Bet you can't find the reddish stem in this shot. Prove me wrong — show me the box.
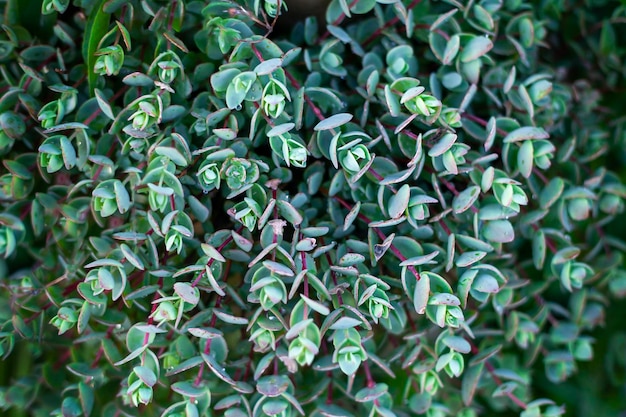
[143,277,164,346]
[167,0,177,32]
[53,349,72,370]
[362,361,381,406]
[470,344,528,409]
[362,0,424,46]
[486,359,528,409]
[191,228,241,287]
[84,86,129,126]
[284,70,327,121]
[462,113,508,137]
[333,195,421,282]
[193,297,223,386]
[318,0,361,43]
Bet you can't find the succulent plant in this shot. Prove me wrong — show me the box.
[1,1,626,417]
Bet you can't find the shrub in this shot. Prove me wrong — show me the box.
[1,0,625,416]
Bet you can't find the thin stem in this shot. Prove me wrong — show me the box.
[362,0,424,46]
[284,70,327,122]
[92,139,118,182]
[282,64,399,197]
[470,344,528,409]
[485,360,528,409]
[333,195,422,282]
[194,297,223,386]
[272,189,278,250]
[362,360,375,388]
[531,224,557,253]
[191,228,241,287]
[318,0,361,43]
[595,225,612,257]
[143,277,164,346]
[166,0,177,32]
[362,361,381,407]
[438,218,453,236]
[84,86,129,126]
[320,238,345,305]
[532,167,549,184]
[298,227,310,317]
[461,112,508,137]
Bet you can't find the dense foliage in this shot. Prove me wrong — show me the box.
[1,0,626,416]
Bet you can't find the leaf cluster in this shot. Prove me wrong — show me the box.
[1,1,626,417]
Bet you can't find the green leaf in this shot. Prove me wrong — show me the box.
[388,184,410,219]
[83,0,111,95]
[213,310,249,325]
[165,356,203,377]
[409,392,432,414]
[329,317,362,330]
[443,335,471,353]
[473,4,494,31]
[301,294,330,316]
[539,177,564,209]
[120,243,144,270]
[350,0,376,14]
[384,85,402,117]
[445,233,455,272]
[431,8,458,31]
[483,220,514,243]
[400,251,439,267]
[600,20,616,55]
[254,58,282,75]
[226,71,257,110]
[62,397,82,417]
[94,88,114,120]
[456,251,486,268]
[256,375,291,397]
[473,274,499,293]
[30,199,45,237]
[442,35,460,65]
[354,383,388,402]
[133,365,157,386]
[188,327,222,339]
[413,272,430,314]
[174,282,200,304]
[4,160,31,180]
[518,84,535,119]
[113,180,131,214]
[532,230,546,270]
[171,381,207,398]
[456,234,494,253]
[263,260,294,277]
[201,243,226,262]
[201,352,236,385]
[460,36,493,62]
[123,72,154,87]
[339,253,365,266]
[462,363,484,405]
[529,80,553,103]
[453,186,480,214]
[344,201,361,231]
[277,199,303,226]
[428,133,456,157]
[59,136,77,169]
[314,113,352,131]
[503,126,549,143]
[504,67,516,94]
[517,139,534,178]
[114,345,148,366]
[115,21,131,50]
